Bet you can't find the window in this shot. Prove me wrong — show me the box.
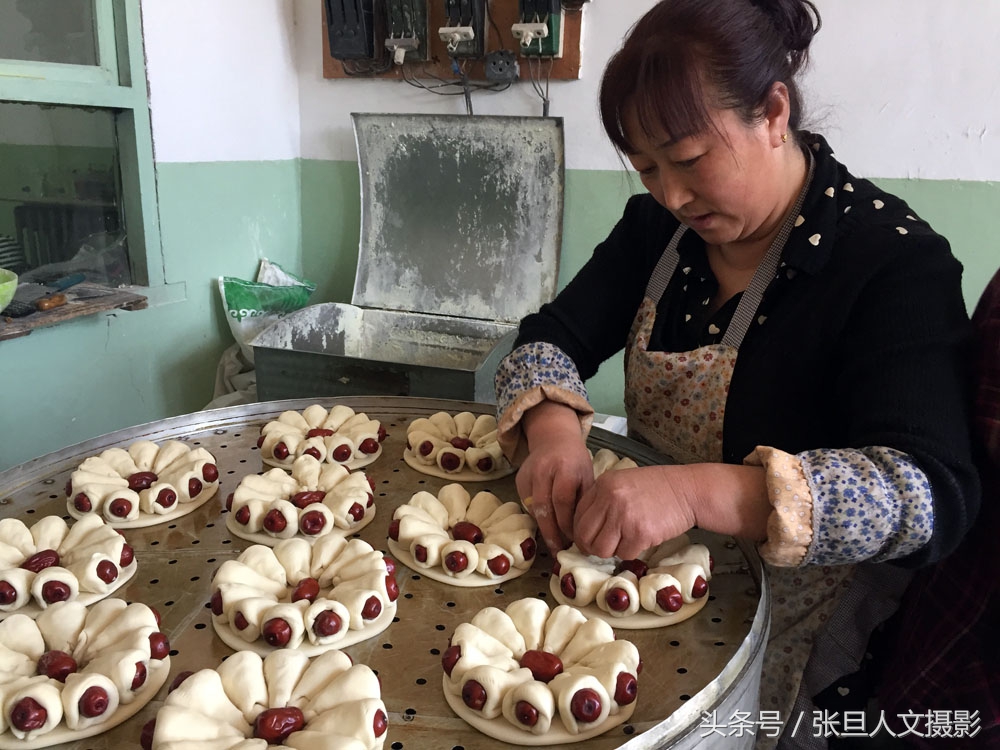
[0,0,161,288]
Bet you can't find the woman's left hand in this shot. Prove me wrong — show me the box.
[572,465,697,559]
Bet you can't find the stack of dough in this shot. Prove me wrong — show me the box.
[227,455,375,542]
[0,598,166,742]
[148,649,388,749]
[0,515,135,613]
[66,440,220,523]
[404,412,512,479]
[388,484,537,584]
[443,599,641,741]
[210,537,397,652]
[257,405,385,471]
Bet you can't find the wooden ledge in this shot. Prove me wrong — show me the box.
[0,282,148,342]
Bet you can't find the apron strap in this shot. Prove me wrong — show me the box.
[642,150,816,349]
[644,224,688,302]
[722,151,816,348]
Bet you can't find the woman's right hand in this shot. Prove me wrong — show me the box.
[517,401,595,555]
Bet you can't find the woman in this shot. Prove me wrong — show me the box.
[494,0,980,746]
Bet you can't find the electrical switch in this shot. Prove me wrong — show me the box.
[516,0,563,57]
[384,0,428,62]
[325,0,378,60]
[441,0,485,58]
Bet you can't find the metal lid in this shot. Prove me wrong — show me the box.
[352,113,563,324]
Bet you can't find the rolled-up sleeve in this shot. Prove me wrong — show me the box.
[748,445,934,567]
[495,342,595,464]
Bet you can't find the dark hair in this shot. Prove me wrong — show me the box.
[599,0,821,154]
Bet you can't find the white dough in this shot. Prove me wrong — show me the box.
[504,597,551,653]
[286,649,354,710]
[35,600,88,653]
[263,649,310,708]
[0,567,34,611]
[303,599,351,647]
[29,516,70,553]
[548,671,611,734]
[501,678,556,735]
[165,669,250,734]
[216,652,268,721]
[558,618,616,668]
[60,671,120,731]
[470,607,526,658]
[4,677,64,740]
[541,605,589,655]
[30,566,80,610]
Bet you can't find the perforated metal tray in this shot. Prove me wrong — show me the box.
[0,397,766,749]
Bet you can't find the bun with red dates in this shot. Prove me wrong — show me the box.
[226,455,376,545]
[549,535,712,629]
[66,440,220,529]
[0,515,137,616]
[148,649,387,749]
[403,412,514,481]
[211,537,396,655]
[547,449,713,629]
[387,484,537,587]
[258,405,385,471]
[443,599,640,744]
[0,598,168,744]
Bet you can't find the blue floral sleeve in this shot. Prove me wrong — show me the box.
[494,342,594,462]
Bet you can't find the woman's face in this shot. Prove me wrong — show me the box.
[624,103,788,249]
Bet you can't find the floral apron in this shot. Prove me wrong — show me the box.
[619,161,887,749]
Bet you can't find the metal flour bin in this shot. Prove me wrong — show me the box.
[253,113,564,402]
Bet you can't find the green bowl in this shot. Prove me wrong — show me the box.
[0,268,16,312]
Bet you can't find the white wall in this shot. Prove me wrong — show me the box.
[142,0,1000,182]
[141,0,300,163]
[295,0,1000,180]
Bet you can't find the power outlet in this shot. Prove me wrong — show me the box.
[485,50,519,83]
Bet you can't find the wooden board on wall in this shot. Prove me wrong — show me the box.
[322,1,584,81]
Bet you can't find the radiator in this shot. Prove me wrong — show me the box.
[14,202,120,268]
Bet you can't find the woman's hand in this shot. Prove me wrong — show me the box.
[573,465,697,559]
[517,401,595,555]
[573,463,771,560]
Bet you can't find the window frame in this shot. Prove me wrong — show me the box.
[0,0,162,287]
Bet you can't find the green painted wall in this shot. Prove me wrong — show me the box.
[0,160,302,472]
[1,158,996,472]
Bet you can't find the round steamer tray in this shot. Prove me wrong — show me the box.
[261,446,381,473]
[0,561,138,621]
[0,396,768,750]
[443,674,637,746]
[402,448,516,483]
[0,657,169,750]
[224,509,376,546]
[66,486,218,529]
[212,600,397,657]
[548,577,710,630]
[388,538,530,588]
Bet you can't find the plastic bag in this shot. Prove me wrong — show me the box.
[218,259,316,363]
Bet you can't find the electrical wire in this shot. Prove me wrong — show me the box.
[484,0,506,48]
[400,62,511,95]
[525,55,554,117]
[340,55,394,76]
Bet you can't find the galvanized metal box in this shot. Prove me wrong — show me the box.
[252,113,564,403]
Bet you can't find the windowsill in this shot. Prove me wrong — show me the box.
[0,281,185,342]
